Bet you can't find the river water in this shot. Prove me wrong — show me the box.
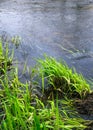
[0,0,93,82]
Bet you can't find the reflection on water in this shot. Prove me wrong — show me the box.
[0,0,93,79]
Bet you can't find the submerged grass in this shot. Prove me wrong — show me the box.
[0,40,13,76]
[0,41,91,129]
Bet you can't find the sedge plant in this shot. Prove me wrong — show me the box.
[0,41,89,130]
[37,55,90,99]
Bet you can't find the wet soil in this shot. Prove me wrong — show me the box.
[75,93,93,116]
[84,121,93,130]
[74,92,93,130]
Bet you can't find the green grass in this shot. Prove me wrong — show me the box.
[0,41,91,130]
[37,55,90,99]
[0,74,86,130]
[0,40,13,75]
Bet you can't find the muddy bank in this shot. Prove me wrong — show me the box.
[74,93,93,130]
[84,122,93,130]
[75,93,93,116]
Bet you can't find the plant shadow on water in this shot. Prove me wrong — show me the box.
[0,41,93,130]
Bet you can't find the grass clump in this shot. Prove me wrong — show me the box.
[0,40,13,75]
[0,41,91,130]
[0,76,86,130]
[0,70,86,130]
[37,55,90,99]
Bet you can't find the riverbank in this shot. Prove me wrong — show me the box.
[0,41,93,130]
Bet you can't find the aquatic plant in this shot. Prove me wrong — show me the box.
[37,55,90,99]
[0,66,86,130]
[11,36,21,49]
[0,41,90,130]
[0,40,13,75]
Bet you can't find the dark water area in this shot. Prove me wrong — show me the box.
[0,0,93,84]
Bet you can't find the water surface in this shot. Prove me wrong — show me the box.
[0,0,93,81]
